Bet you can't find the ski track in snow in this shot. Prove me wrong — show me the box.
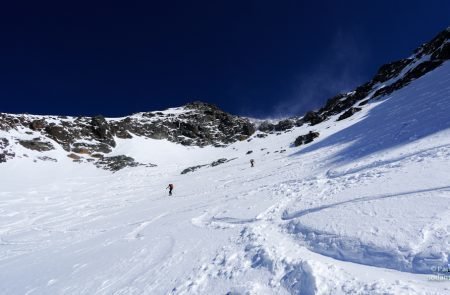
[1,63,450,294]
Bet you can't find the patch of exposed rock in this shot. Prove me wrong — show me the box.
[337,107,362,121]
[18,138,54,151]
[95,155,156,172]
[294,131,320,147]
[0,138,15,163]
[38,156,57,162]
[181,158,236,174]
[257,119,302,133]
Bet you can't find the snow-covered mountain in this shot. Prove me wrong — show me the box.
[0,28,450,294]
[1,28,449,173]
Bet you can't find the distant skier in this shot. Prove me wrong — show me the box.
[250,159,255,167]
[166,183,174,196]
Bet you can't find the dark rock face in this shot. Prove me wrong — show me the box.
[432,42,450,60]
[18,139,54,151]
[258,118,302,133]
[95,155,156,172]
[67,153,81,160]
[38,156,57,162]
[258,121,275,133]
[72,142,112,154]
[177,101,256,145]
[0,138,15,163]
[90,115,116,147]
[274,120,294,131]
[211,158,228,167]
[30,119,46,130]
[181,158,236,174]
[44,125,73,150]
[109,117,133,139]
[372,59,412,83]
[94,102,254,148]
[181,164,208,175]
[303,112,326,126]
[294,131,320,147]
[0,138,9,150]
[372,60,444,98]
[415,28,450,58]
[337,107,362,121]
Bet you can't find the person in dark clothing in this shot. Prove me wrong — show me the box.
[166,183,174,196]
[250,159,255,167]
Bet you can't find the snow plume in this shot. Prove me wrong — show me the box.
[274,30,368,117]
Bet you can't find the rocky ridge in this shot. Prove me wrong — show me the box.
[0,27,449,171]
[255,27,450,132]
[0,102,255,170]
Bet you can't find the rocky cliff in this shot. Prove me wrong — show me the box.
[0,102,256,170]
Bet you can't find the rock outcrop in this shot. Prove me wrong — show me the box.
[181,158,236,174]
[0,102,256,170]
[18,138,54,151]
[294,131,320,147]
[95,155,156,172]
[0,138,15,163]
[0,102,256,154]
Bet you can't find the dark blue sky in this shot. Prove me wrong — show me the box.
[1,1,449,118]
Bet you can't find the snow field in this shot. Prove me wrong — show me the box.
[1,62,450,294]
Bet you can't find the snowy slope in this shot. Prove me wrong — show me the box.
[1,57,450,294]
